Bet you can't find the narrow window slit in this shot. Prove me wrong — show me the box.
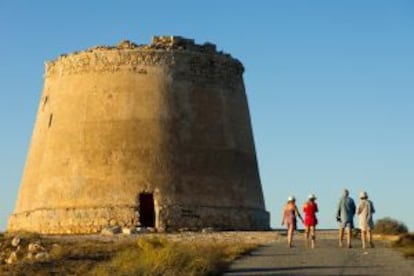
[48,113,53,128]
[42,96,49,111]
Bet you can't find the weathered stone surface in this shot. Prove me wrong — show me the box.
[8,35,269,234]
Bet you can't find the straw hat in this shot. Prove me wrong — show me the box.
[359,191,368,199]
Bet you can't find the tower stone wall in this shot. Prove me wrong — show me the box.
[8,36,269,234]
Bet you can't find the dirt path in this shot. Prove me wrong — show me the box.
[224,235,414,276]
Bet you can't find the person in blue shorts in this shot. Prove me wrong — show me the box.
[336,189,356,248]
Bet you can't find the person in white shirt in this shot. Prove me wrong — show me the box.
[357,191,375,248]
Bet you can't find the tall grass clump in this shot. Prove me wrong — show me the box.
[392,233,414,258]
[91,235,256,276]
[374,217,409,235]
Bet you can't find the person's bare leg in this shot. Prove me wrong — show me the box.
[368,230,374,247]
[339,228,344,247]
[310,226,316,249]
[361,230,367,249]
[287,226,293,248]
[346,226,352,248]
[304,226,310,247]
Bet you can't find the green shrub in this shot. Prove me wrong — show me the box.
[373,217,409,235]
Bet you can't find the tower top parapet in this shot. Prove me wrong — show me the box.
[45,35,243,77]
[56,36,223,61]
[149,36,217,52]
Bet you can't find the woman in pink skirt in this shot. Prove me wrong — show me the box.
[281,196,304,248]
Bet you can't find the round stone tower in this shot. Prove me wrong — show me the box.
[8,36,269,234]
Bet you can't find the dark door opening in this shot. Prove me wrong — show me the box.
[139,193,155,227]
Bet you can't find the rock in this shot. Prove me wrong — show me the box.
[28,242,45,253]
[202,227,215,233]
[26,252,34,260]
[0,251,7,261]
[117,40,138,49]
[11,236,21,247]
[136,227,152,233]
[122,227,137,235]
[178,227,190,232]
[6,252,18,264]
[34,252,50,261]
[50,243,63,257]
[101,226,122,235]
[15,245,23,254]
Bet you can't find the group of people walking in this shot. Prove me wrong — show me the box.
[281,189,375,249]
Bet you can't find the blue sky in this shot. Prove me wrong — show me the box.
[1,1,413,231]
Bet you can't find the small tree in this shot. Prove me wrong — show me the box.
[373,217,408,235]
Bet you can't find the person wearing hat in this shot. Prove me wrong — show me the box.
[281,195,304,248]
[336,189,356,248]
[303,194,319,248]
[357,191,375,248]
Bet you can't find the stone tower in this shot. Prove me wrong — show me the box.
[8,36,269,234]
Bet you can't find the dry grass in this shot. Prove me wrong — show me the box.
[91,235,257,276]
[0,233,135,275]
[392,233,414,258]
[0,233,258,275]
[374,217,409,235]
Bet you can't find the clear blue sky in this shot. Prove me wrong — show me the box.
[1,1,413,231]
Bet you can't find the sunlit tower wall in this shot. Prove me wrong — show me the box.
[8,36,269,234]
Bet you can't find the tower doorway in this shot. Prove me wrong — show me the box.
[139,193,155,227]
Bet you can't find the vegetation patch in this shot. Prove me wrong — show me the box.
[0,233,258,275]
[92,235,257,276]
[0,233,135,275]
[373,217,408,235]
[392,233,414,258]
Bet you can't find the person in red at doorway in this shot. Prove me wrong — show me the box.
[303,194,318,248]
